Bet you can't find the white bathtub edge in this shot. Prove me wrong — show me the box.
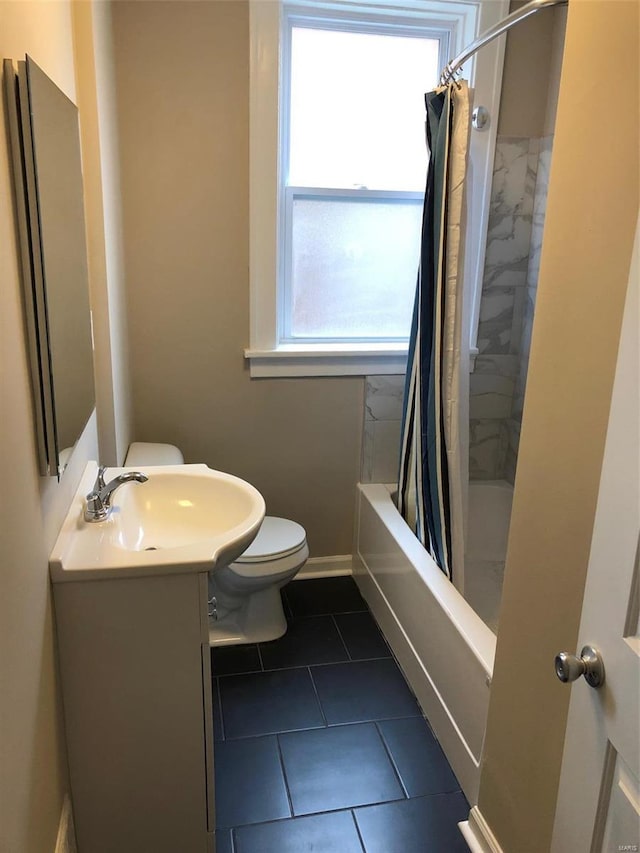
[355,483,501,803]
[353,553,482,802]
[359,484,496,674]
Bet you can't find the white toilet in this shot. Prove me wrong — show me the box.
[124,443,308,646]
[207,516,308,646]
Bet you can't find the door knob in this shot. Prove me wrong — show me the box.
[554,645,605,688]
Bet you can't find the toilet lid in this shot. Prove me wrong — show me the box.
[235,516,307,563]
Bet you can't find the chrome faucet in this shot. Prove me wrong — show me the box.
[84,465,149,522]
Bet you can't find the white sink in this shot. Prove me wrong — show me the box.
[50,462,266,582]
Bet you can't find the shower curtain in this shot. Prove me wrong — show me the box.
[397,81,470,582]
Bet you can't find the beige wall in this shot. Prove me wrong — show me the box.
[73,1,132,466]
[111,0,363,557]
[498,1,566,138]
[0,1,129,848]
[107,0,569,558]
[543,6,567,136]
[478,2,639,851]
[0,4,98,851]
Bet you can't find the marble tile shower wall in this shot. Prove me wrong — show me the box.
[361,376,405,484]
[470,135,553,483]
[361,138,553,486]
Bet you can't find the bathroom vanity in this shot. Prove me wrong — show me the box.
[53,571,215,853]
[50,461,265,853]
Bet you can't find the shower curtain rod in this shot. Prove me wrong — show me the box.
[439,0,568,85]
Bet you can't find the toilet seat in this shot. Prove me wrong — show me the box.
[230,517,308,578]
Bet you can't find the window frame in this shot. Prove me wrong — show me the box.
[246,0,510,378]
[281,13,445,346]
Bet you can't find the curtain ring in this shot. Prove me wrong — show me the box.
[440,64,462,90]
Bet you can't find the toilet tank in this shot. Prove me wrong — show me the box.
[124,442,184,466]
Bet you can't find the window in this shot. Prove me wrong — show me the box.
[284,21,443,343]
[246,0,510,377]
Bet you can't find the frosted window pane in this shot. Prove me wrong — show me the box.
[289,27,440,191]
[289,197,421,339]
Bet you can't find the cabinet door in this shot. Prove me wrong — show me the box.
[55,572,210,853]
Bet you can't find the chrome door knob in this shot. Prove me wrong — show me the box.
[554,645,605,688]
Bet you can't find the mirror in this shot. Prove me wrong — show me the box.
[4,55,95,478]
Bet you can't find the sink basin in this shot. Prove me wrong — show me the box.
[50,462,266,582]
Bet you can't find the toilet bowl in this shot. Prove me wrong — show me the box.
[123,443,308,646]
[208,516,308,646]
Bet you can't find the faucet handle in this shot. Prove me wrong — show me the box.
[86,466,107,504]
[84,490,109,522]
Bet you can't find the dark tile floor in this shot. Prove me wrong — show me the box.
[211,576,469,853]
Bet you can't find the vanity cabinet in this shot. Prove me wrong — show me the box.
[53,571,215,853]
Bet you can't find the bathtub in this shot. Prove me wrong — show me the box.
[467,480,514,562]
[465,480,514,633]
[354,483,497,803]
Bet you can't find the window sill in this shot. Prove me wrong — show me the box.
[244,344,408,377]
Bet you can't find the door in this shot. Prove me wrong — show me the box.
[551,221,640,852]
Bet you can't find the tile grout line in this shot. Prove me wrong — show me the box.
[373,720,410,800]
[307,665,329,727]
[350,808,368,853]
[274,733,295,819]
[220,714,426,743]
[228,792,471,847]
[228,655,395,676]
[330,613,352,661]
[230,805,382,835]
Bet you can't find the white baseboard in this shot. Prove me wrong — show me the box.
[459,807,504,853]
[54,795,77,853]
[296,555,353,579]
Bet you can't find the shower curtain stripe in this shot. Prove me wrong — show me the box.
[397,81,470,581]
[431,88,452,572]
